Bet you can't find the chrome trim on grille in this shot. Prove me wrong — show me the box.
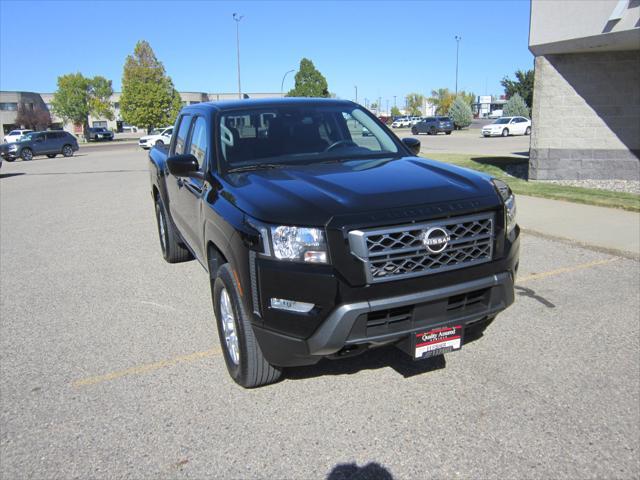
[348,212,495,284]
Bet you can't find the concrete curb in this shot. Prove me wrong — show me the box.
[522,227,640,261]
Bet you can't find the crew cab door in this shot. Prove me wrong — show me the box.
[165,114,208,260]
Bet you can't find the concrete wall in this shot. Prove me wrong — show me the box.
[530,0,640,51]
[529,50,640,180]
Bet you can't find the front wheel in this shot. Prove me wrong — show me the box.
[213,264,282,388]
[155,140,164,146]
[154,194,192,263]
[21,148,33,161]
[62,145,74,157]
[501,128,509,137]
[525,126,531,135]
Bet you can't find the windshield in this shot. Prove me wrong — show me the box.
[493,118,510,124]
[149,128,162,135]
[20,133,35,141]
[219,105,400,169]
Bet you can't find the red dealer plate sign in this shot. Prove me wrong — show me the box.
[414,325,462,359]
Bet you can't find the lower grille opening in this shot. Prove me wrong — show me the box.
[367,306,413,327]
[447,288,490,312]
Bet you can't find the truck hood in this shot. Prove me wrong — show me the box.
[222,156,499,226]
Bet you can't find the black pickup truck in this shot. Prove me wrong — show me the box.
[149,98,519,388]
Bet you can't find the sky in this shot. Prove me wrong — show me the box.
[0,0,534,105]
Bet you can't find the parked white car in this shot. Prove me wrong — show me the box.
[3,129,33,143]
[391,117,411,128]
[138,126,173,149]
[482,116,531,137]
[487,109,503,119]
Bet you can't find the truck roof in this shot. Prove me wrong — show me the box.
[184,97,356,112]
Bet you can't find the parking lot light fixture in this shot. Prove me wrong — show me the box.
[455,35,462,95]
[233,13,244,99]
[281,69,295,95]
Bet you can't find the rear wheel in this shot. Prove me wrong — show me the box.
[430,127,436,135]
[154,194,192,263]
[501,128,509,137]
[525,126,531,135]
[62,144,73,157]
[21,148,33,161]
[213,264,282,388]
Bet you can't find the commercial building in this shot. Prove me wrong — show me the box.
[528,0,640,180]
[1,91,283,136]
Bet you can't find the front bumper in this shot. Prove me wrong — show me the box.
[253,270,515,367]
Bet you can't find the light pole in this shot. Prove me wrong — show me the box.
[455,35,461,95]
[233,13,244,99]
[393,95,397,108]
[386,99,389,116]
[281,69,294,95]
[354,85,358,104]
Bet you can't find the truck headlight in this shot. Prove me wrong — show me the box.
[270,226,328,263]
[492,179,517,234]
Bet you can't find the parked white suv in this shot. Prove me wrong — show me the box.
[3,129,33,143]
[138,126,173,149]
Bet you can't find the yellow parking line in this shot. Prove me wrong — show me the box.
[72,257,618,388]
[517,257,618,284]
[72,348,220,387]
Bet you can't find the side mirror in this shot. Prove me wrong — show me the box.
[402,137,421,156]
[167,154,200,178]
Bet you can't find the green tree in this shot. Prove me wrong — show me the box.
[286,58,329,97]
[448,96,473,129]
[501,69,534,108]
[50,73,114,136]
[503,92,530,117]
[405,93,425,116]
[457,90,476,107]
[428,88,455,115]
[390,105,401,116]
[120,40,182,130]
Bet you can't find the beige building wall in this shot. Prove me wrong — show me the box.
[528,0,640,180]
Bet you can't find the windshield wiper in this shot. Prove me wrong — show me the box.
[226,163,283,173]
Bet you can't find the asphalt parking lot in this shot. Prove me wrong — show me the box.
[1,145,638,479]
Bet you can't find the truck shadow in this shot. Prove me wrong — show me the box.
[0,173,26,179]
[285,345,447,381]
[327,462,394,480]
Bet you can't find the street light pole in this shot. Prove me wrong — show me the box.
[455,35,461,96]
[354,85,358,104]
[233,13,244,99]
[281,69,294,96]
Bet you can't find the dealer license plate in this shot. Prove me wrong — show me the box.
[414,325,463,359]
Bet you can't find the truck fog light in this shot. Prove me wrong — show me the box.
[270,298,315,313]
[304,251,327,263]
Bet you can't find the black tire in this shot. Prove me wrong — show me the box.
[525,126,531,135]
[411,127,418,135]
[154,194,192,263]
[21,148,33,161]
[430,127,436,136]
[155,139,164,146]
[213,264,282,388]
[47,154,56,158]
[502,128,509,137]
[5,157,15,162]
[62,144,73,157]
[445,131,452,135]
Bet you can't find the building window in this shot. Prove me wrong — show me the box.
[0,103,18,111]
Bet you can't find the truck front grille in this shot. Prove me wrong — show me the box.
[348,212,495,283]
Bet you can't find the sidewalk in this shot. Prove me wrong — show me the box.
[517,195,640,259]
